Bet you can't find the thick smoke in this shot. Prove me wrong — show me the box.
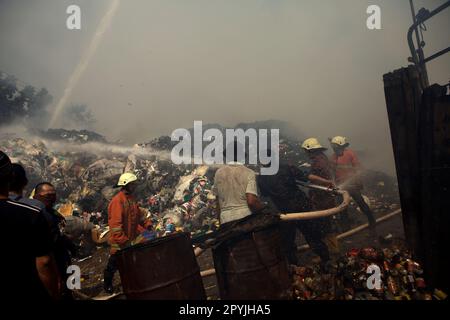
[61,104,97,130]
[1,0,449,175]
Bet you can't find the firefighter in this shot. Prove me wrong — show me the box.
[329,136,377,236]
[301,138,340,257]
[258,149,333,266]
[103,172,152,294]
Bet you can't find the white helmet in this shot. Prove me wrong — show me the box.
[301,137,326,151]
[330,136,349,147]
[116,172,138,187]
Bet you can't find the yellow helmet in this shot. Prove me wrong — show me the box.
[301,138,325,150]
[330,136,348,146]
[116,172,138,187]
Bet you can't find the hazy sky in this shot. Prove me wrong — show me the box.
[0,0,449,174]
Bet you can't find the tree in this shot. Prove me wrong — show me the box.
[0,71,53,127]
[0,73,19,125]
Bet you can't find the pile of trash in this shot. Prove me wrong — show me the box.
[0,131,221,238]
[147,165,220,238]
[292,246,447,300]
[0,125,400,242]
[135,135,176,150]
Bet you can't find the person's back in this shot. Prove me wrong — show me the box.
[3,161,60,299]
[258,162,311,213]
[214,163,258,224]
[0,199,52,300]
[257,161,329,265]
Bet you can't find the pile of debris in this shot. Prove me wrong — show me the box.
[148,165,220,238]
[36,128,108,144]
[0,131,221,238]
[135,135,175,150]
[0,125,401,243]
[292,246,447,300]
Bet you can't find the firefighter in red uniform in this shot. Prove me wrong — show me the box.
[302,138,340,258]
[329,136,377,236]
[103,173,152,294]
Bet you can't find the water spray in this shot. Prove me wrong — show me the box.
[48,0,121,128]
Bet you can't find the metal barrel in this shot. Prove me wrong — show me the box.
[115,232,206,300]
[212,223,292,300]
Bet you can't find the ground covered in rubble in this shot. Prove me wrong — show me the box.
[74,207,407,300]
[74,201,449,301]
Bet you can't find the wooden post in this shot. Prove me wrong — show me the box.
[384,65,450,292]
[383,66,424,262]
[418,85,450,292]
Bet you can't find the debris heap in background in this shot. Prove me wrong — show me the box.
[292,246,447,300]
[36,128,107,144]
[0,124,401,248]
[0,130,220,239]
[149,169,220,238]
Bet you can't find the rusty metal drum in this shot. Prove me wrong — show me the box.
[116,232,206,300]
[212,223,292,300]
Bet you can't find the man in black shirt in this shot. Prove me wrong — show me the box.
[33,182,76,299]
[258,159,332,266]
[0,151,60,300]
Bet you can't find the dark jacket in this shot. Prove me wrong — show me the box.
[258,162,311,213]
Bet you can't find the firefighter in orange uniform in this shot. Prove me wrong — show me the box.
[103,173,151,294]
[329,136,377,236]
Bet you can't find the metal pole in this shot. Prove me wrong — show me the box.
[410,0,421,56]
[409,0,430,87]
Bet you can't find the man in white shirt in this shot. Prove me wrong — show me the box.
[213,142,265,225]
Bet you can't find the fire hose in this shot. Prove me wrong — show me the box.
[198,209,403,278]
[86,207,402,300]
[279,182,351,221]
[196,183,401,278]
[194,182,350,257]
[88,185,398,299]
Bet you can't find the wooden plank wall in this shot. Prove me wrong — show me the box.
[383,66,424,262]
[384,65,450,292]
[418,85,450,292]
